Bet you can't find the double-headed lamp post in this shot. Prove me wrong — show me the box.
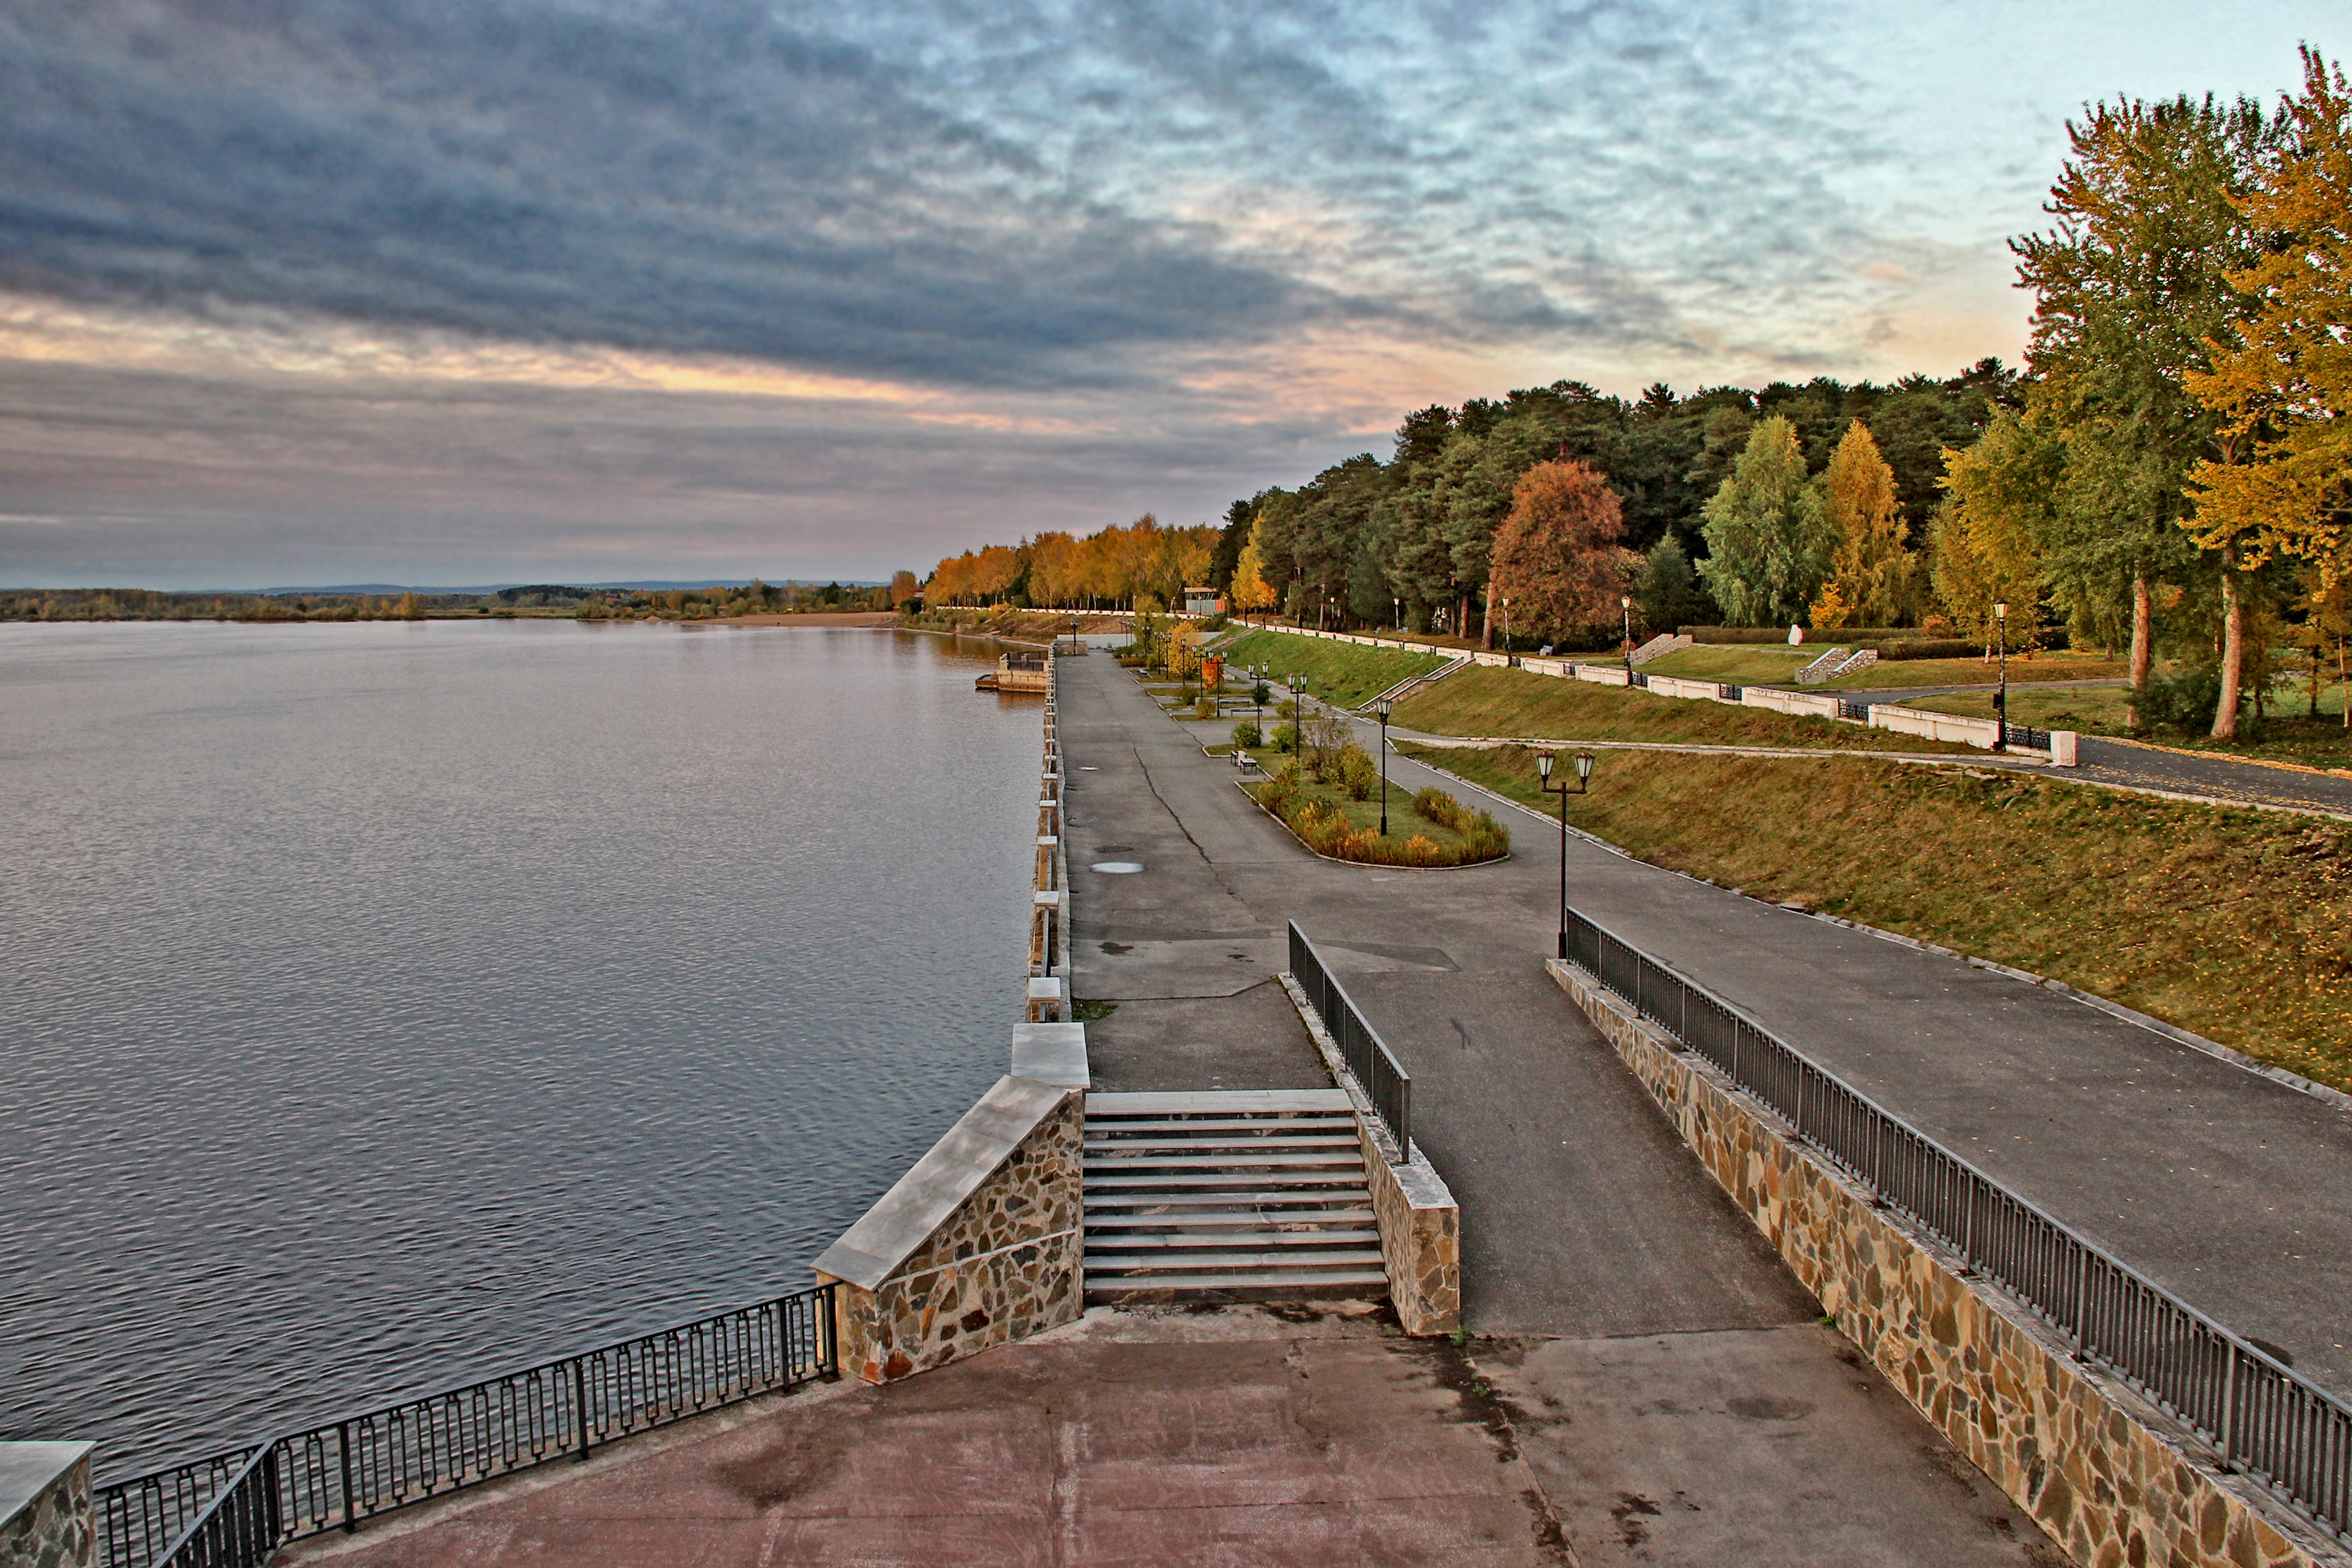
[1373,696,1393,836]
[1535,749,1596,960]
[1993,599,2010,751]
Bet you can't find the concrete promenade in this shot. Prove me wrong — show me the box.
[1271,667,2352,1397]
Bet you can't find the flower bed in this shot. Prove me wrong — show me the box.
[1243,759,1508,867]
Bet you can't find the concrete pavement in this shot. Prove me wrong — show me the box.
[1059,653,2063,1564]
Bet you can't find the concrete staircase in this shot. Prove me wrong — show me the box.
[1081,1090,1390,1305]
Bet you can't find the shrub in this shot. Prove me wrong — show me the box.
[1195,694,1218,719]
[1336,743,1379,801]
[2135,666,2223,735]
[1271,721,1300,753]
[1413,786,1468,830]
[1400,833,1446,867]
[1231,720,1264,749]
[1176,685,1196,704]
[1460,810,1511,861]
[1277,698,1301,720]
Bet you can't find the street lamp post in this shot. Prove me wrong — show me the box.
[1993,599,2010,751]
[1535,749,1595,960]
[1621,596,1635,670]
[1501,598,1511,661]
[1374,697,1393,836]
[1394,597,1402,637]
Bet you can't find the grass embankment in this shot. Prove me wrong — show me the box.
[1900,688,2352,773]
[1636,645,2132,690]
[1215,629,1448,708]
[1389,666,1975,754]
[1242,762,1508,867]
[1401,742,2352,1087]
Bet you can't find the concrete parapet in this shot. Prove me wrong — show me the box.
[1,1442,94,1568]
[1869,704,2001,749]
[1544,956,2348,1568]
[1643,673,1724,702]
[1278,975,1461,1335]
[1572,663,1631,687]
[814,1075,1086,1385]
[1743,687,1846,720]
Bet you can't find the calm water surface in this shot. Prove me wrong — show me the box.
[0,621,1038,1480]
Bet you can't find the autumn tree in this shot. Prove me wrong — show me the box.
[1487,461,1639,642]
[1933,413,2056,644]
[1806,421,1916,628]
[2187,49,2352,733]
[1230,537,1276,618]
[1697,418,1831,626]
[2015,90,2280,732]
[889,570,919,608]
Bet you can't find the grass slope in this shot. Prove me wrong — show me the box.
[1216,629,1448,708]
[1403,743,2352,1087]
[1390,666,1974,753]
[1901,689,2352,773]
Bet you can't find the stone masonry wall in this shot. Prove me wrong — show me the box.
[1279,974,1461,1335]
[1547,958,2349,1568]
[823,1089,1085,1385]
[0,1447,93,1568]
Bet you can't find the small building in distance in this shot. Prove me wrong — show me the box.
[976,651,1050,692]
[1182,587,1225,617]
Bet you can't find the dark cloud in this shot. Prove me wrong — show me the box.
[0,0,1336,387]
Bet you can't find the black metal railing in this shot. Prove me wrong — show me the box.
[1559,905,2352,1543]
[97,1286,838,1568]
[1837,698,1874,723]
[2003,720,2053,751]
[1289,922,1411,1151]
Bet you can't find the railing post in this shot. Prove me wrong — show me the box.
[2222,1345,2240,1466]
[339,1421,356,1532]
[573,1358,590,1461]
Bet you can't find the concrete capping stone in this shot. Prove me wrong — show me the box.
[0,1442,94,1568]
[1010,1023,1088,1089]
[1544,955,2351,1568]
[1278,974,1461,1336]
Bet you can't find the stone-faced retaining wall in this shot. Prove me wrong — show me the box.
[1279,975,1461,1336]
[0,1443,95,1568]
[1547,958,2349,1568]
[814,1074,1085,1385]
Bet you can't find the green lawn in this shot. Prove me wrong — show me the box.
[1899,682,2352,771]
[1388,665,1974,753]
[1818,653,2133,689]
[1214,629,1449,708]
[1399,742,2352,1088]
[1638,645,1816,683]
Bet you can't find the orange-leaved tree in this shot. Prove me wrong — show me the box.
[2186,48,2352,736]
[1487,461,1639,644]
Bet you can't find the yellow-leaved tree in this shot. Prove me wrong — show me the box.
[1806,421,1916,628]
[2186,49,2352,733]
[1933,412,2055,646]
[1230,538,1276,620]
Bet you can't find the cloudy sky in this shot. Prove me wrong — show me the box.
[0,1,2337,588]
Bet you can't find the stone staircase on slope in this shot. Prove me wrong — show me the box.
[1082,1090,1390,1305]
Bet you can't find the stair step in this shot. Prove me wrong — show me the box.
[1086,1090,1354,1115]
[1086,1248,1386,1273]
[1081,1231,1373,1260]
[1082,1270,1391,1302]
[1085,1209,1378,1230]
[1085,1150,1364,1171]
[1084,1134,1360,1152]
[1081,1191,1372,1211]
[1085,1171,1367,1190]
[1081,1116,1357,1135]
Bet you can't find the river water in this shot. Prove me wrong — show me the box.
[0,621,1040,1482]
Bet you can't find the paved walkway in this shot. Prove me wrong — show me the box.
[1082,657,2352,1389]
[1063,656,2063,1564]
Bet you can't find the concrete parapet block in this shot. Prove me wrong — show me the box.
[1025,975,1064,1023]
[2051,730,2079,766]
[1010,1023,1088,1089]
[1542,956,2348,1568]
[1278,975,1461,1335]
[814,1076,1085,1386]
[1,1442,95,1568]
[1869,704,2000,749]
[1572,663,1631,687]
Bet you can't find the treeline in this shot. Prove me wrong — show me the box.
[925,516,1222,610]
[1224,49,2351,739]
[935,51,2349,740]
[2,579,908,622]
